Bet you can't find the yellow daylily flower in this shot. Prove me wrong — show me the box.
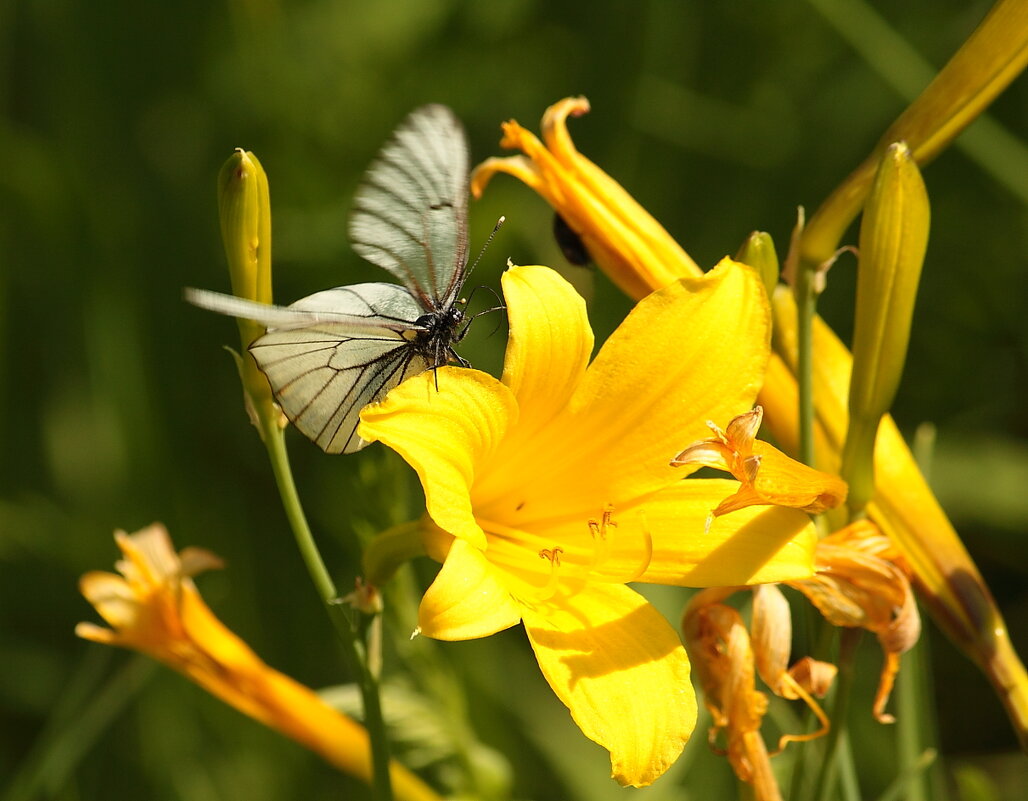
[76,524,442,801]
[359,261,828,787]
[471,96,700,300]
[671,406,847,517]
[472,96,1028,748]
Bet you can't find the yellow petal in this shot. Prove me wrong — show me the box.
[472,153,549,199]
[418,538,522,640]
[471,264,594,515]
[522,583,695,787]
[359,368,517,550]
[486,259,769,527]
[616,481,816,586]
[77,571,139,631]
[499,265,592,435]
[566,259,768,492]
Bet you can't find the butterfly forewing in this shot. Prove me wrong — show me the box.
[349,104,469,309]
[185,286,417,333]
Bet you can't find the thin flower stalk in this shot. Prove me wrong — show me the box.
[214,149,395,796]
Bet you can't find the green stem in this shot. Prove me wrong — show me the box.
[794,260,817,469]
[836,729,861,801]
[813,629,861,801]
[895,628,929,801]
[260,419,394,801]
[873,748,937,801]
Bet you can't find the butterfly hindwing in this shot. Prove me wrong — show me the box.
[348,104,469,309]
[247,282,432,454]
[251,324,429,454]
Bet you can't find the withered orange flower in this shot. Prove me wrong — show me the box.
[672,406,847,517]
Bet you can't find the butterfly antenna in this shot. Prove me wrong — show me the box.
[464,216,505,281]
[457,284,505,342]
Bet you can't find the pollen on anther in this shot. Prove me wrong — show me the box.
[539,547,563,566]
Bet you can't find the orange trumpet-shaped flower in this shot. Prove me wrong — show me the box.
[76,524,442,801]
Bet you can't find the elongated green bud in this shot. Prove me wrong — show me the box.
[736,231,780,300]
[842,142,929,513]
[218,149,272,344]
[800,0,1027,272]
[217,149,276,421]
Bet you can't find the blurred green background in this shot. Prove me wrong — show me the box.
[2,0,1026,798]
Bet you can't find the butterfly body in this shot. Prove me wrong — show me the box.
[188,104,475,454]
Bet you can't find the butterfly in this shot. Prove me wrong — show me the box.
[187,104,475,454]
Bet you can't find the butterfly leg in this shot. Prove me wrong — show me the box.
[447,347,471,368]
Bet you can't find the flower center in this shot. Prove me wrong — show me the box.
[478,505,654,606]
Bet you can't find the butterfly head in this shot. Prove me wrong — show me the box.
[411,306,466,368]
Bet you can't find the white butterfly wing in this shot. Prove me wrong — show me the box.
[184,285,419,332]
[251,324,430,454]
[348,104,470,310]
[187,282,432,454]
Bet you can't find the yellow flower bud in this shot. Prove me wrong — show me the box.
[800,0,1028,270]
[735,231,780,300]
[218,149,273,346]
[216,149,277,420]
[842,142,929,513]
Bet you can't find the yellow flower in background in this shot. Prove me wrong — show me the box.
[472,96,1028,747]
[472,96,699,300]
[359,262,839,787]
[77,525,442,801]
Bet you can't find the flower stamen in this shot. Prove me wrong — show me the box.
[587,506,653,583]
[587,504,617,568]
[530,546,565,602]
